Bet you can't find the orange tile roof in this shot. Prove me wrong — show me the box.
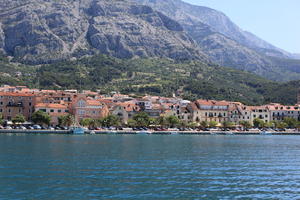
[196,99,230,106]
[35,103,68,109]
[0,92,35,97]
[115,102,140,112]
[87,100,101,106]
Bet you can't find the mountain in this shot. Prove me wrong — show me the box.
[0,0,300,82]
[134,0,300,81]
[0,0,206,64]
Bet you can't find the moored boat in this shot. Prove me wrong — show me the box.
[70,126,85,135]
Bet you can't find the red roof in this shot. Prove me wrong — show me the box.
[35,103,68,109]
[196,99,230,106]
[0,92,35,97]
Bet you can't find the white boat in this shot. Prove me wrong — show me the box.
[260,131,272,135]
[70,126,85,135]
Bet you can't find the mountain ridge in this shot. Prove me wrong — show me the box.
[0,0,300,82]
[0,0,207,64]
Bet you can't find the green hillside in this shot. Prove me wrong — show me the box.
[0,53,299,105]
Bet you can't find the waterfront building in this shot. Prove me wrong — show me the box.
[111,102,140,124]
[0,92,36,121]
[193,100,230,123]
[268,103,300,121]
[248,106,271,123]
[35,103,69,125]
[70,95,109,122]
[228,103,252,124]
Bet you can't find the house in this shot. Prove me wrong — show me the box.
[35,103,69,125]
[70,95,109,121]
[268,104,300,121]
[249,106,270,123]
[193,100,230,123]
[111,102,140,124]
[228,103,252,124]
[0,92,36,121]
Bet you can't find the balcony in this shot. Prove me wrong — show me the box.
[6,102,24,107]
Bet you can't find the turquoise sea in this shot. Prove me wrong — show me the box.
[1,134,300,199]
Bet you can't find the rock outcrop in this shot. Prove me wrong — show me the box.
[0,0,206,64]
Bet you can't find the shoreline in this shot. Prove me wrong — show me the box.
[1,129,300,135]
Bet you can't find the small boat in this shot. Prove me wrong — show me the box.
[70,126,85,135]
[260,131,272,135]
[137,131,152,135]
[225,131,234,135]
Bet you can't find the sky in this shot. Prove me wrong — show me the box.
[183,0,300,54]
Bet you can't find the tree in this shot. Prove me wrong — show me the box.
[239,121,252,129]
[133,112,150,127]
[100,115,120,127]
[283,118,298,128]
[0,114,4,125]
[156,116,167,127]
[31,111,51,126]
[222,121,234,129]
[58,114,74,127]
[80,118,97,129]
[127,119,137,128]
[277,122,288,130]
[264,121,275,129]
[253,118,265,128]
[12,114,26,125]
[209,121,218,128]
[200,121,209,129]
[166,116,180,128]
[187,122,197,129]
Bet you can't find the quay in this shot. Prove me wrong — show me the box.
[2,129,300,135]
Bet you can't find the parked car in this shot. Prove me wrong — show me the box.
[48,126,55,130]
[33,125,42,130]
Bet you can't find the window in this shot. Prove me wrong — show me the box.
[78,100,86,108]
[0,102,2,105]
[8,109,11,113]
[50,109,54,113]
[58,110,61,113]
[78,110,85,115]
[0,109,2,112]
[29,102,32,106]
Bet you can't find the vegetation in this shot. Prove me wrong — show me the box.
[253,118,265,128]
[31,111,51,126]
[100,115,121,127]
[209,121,218,128]
[1,54,300,105]
[239,121,252,129]
[12,114,26,125]
[58,114,74,127]
[0,114,3,125]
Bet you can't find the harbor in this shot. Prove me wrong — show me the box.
[1,129,300,136]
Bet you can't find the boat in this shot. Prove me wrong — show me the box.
[225,131,234,135]
[70,126,85,135]
[260,131,272,135]
[137,131,152,135]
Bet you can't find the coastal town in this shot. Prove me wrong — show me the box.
[0,85,300,131]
